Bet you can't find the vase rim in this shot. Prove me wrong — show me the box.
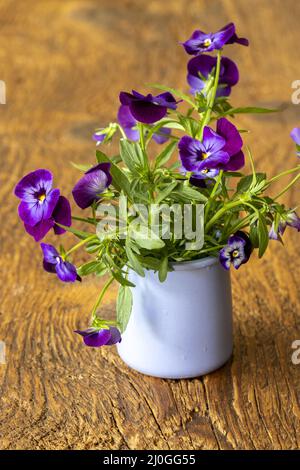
[170,256,219,271]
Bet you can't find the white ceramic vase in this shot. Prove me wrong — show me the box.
[117,257,233,379]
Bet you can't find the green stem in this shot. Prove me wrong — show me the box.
[91,276,114,320]
[205,198,246,233]
[204,170,223,219]
[266,165,300,185]
[118,124,127,140]
[138,123,146,151]
[197,50,222,141]
[273,173,300,200]
[65,234,96,257]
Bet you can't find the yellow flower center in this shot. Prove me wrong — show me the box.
[202,169,209,174]
[38,193,46,202]
[202,152,209,159]
[232,249,239,258]
[203,39,212,47]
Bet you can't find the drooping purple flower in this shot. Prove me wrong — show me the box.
[187,55,239,97]
[182,23,248,56]
[219,231,252,270]
[119,90,178,124]
[287,211,300,231]
[75,326,121,347]
[72,162,112,209]
[24,195,72,242]
[269,221,286,241]
[93,132,106,145]
[179,128,229,173]
[117,104,171,144]
[215,118,245,171]
[269,211,300,241]
[14,169,60,227]
[41,243,81,283]
[290,128,300,157]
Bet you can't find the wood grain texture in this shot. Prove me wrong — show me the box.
[0,0,300,450]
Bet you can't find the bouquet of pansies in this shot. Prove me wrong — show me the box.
[14,23,300,349]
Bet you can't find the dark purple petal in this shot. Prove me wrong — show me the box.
[72,163,112,209]
[25,218,55,242]
[14,169,53,201]
[43,260,57,274]
[75,328,112,347]
[216,118,243,156]
[218,150,245,171]
[290,127,300,146]
[226,32,249,46]
[41,243,60,264]
[55,259,78,283]
[105,327,122,345]
[152,127,171,144]
[52,196,72,235]
[130,100,167,124]
[153,92,177,110]
[119,90,177,124]
[179,136,204,171]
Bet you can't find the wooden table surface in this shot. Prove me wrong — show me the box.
[1,0,300,450]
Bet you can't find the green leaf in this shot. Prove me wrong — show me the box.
[116,285,133,333]
[158,256,169,282]
[257,214,269,258]
[172,185,208,202]
[96,150,131,197]
[147,83,196,107]
[249,223,259,248]
[155,181,178,204]
[154,140,178,169]
[56,224,94,240]
[237,173,266,194]
[178,116,200,138]
[130,225,165,250]
[120,140,149,175]
[125,242,145,277]
[221,106,279,117]
[77,260,106,276]
[112,270,136,287]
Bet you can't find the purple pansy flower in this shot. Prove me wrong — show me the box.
[269,221,286,241]
[72,162,112,209]
[118,104,171,144]
[119,90,178,124]
[41,243,81,282]
[187,55,239,97]
[179,118,244,175]
[290,127,300,157]
[14,169,60,227]
[219,231,252,270]
[24,195,71,242]
[182,23,248,55]
[179,128,229,173]
[75,327,121,347]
